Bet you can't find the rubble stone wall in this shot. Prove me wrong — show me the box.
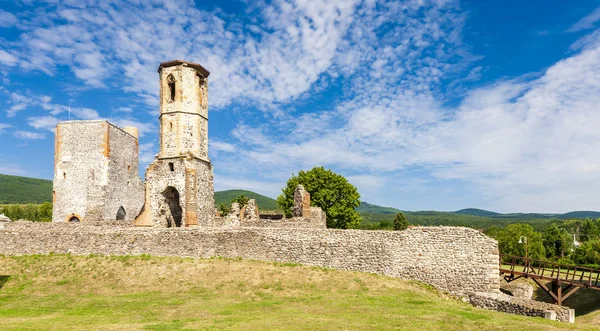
[469,292,574,323]
[0,223,498,298]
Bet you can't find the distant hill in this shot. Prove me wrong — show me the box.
[559,211,600,219]
[214,189,278,210]
[0,174,53,204]
[454,208,501,217]
[356,202,402,214]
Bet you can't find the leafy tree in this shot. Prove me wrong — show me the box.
[217,204,230,217]
[232,195,249,207]
[277,166,362,229]
[542,225,572,259]
[393,212,409,231]
[580,219,600,242]
[572,239,600,268]
[487,224,545,260]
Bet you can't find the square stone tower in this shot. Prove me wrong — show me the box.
[136,60,215,227]
[52,120,145,223]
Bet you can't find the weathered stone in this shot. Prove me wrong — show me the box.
[292,185,310,217]
[135,61,215,228]
[243,199,259,222]
[469,291,574,323]
[0,223,499,299]
[501,281,534,300]
[0,214,11,222]
[52,120,145,223]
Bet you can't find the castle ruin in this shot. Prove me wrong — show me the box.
[30,60,574,323]
[52,120,144,223]
[51,60,324,228]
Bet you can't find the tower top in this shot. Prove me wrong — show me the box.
[157,60,210,77]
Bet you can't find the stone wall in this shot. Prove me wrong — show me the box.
[469,292,574,323]
[136,158,214,228]
[0,223,498,298]
[52,120,144,223]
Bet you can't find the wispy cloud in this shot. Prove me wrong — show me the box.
[15,130,45,140]
[0,123,11,134]
[566,7,600,32]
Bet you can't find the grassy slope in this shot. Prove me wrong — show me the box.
[0,174,52,204]
[0,255,591,330]
[214,189,279,210]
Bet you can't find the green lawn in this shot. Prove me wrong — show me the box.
[0,255,597,330]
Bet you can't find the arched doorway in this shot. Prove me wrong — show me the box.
[68,216,80,223]
[161,186,182,227]
[116,206,126,220]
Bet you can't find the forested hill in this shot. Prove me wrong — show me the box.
[214,189,279,210]
[0,174,53,204]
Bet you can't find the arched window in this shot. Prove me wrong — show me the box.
[167,74,176,102]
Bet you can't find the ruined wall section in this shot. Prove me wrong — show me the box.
[53,121,108,222]
[139,158,214,228]
[52,120,144,223]
[0,223,498,298]
[104,125,145,221]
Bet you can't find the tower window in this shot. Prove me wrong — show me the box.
[167,74,176,102]
[169,162,174,172]
[63,172,67,179]
[169,122,173,132]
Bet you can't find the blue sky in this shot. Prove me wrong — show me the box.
[1,0,600,213]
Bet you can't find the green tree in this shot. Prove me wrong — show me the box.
[277,166,362,229]
[393,212,409,231]
[488,224,545,260]
[580,219,600,242]
[542,225,572,259]
[217,204,230,216]
[232,195,249,207]
[572,239,600,267]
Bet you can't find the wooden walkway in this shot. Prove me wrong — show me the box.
[500,254,600,305]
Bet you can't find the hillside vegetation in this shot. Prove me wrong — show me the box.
[214,189,279,210]
[0,174,52,204]
[0,254,591,330]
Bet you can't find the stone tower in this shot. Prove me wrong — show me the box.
[136,60,215,227]
[52,120,145,223]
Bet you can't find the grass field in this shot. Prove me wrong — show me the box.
[0,255,598,330]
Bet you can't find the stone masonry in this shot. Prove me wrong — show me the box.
[52,120,144,223]
[0,223,499,298]
[135,60,215,228]
[469,291,574,323]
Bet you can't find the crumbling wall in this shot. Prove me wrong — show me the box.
[138,157,214,228]
[469,291,574,323]
[0,223,498,298]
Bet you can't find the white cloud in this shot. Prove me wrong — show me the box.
[0,123,11,134]
[566,7,600,32]
[15,130,46,140]
[0,50,18,67]
[27,116,60,131]
[211,140,237,153]
[0,10,18,28]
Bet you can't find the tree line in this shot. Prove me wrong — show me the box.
[485,219,600,269]
[0,202,52,222]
